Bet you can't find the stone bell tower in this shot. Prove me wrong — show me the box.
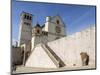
[19,12,33,46]
[18,12,33,65]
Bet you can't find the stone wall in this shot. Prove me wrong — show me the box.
[48,26,95,67]
[12,46,23,65]
[26,26,95,68]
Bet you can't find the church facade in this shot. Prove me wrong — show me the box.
[18,12,66,65]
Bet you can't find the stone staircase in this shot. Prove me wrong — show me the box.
[41,44,66,68]
[25,43,65,68]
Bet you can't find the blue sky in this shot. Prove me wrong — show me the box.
[12,0,96,42]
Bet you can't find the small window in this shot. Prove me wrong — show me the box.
[30,16,32,20]
[24,22,30,25]
[27,16,29,20]
[37,29,40,33]
[56,20,59,24]
[24,15,27,19]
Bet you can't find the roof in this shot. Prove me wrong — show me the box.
[34,23,41,28]
[41,24,45,28]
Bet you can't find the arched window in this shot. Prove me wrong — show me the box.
[56,20,59,24]
[27,15,29,19]
[30,16,32,20]
[37,29,40,34]
[24,15,27,19]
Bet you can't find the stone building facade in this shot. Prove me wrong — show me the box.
[17,12,66,65]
